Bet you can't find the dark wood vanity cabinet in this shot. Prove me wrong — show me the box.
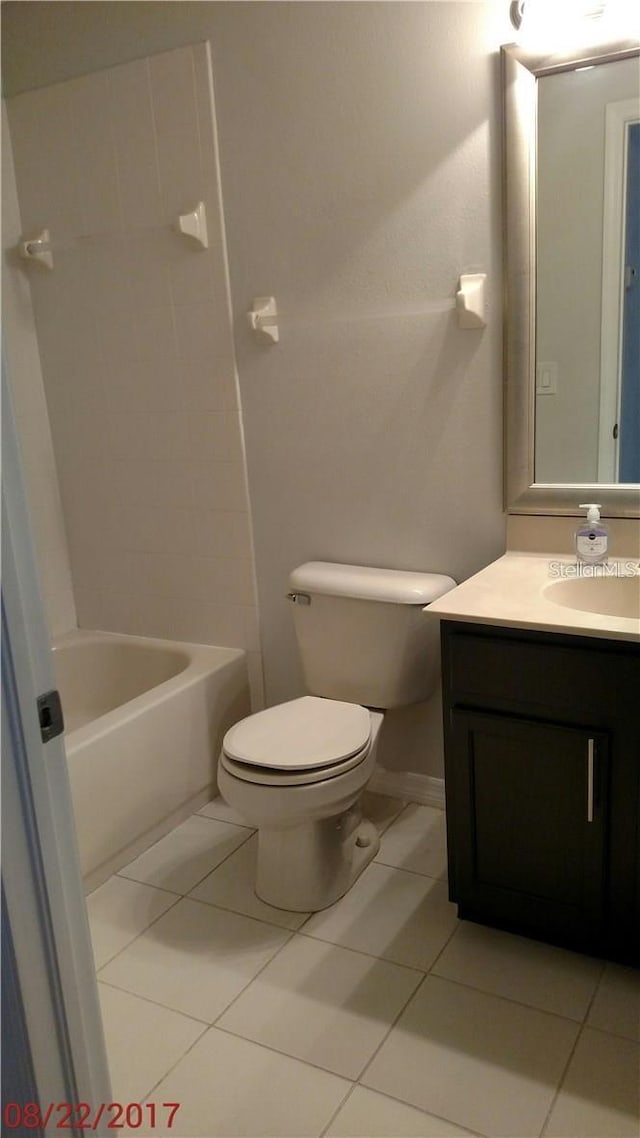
[440,621,640,965]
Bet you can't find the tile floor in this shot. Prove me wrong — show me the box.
[87,795,640,1138]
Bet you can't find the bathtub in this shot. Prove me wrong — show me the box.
[53,629,250,892]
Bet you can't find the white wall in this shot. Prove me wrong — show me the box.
[211,3,505,706]
[3,2,508,778]
[536,56,639,484]
[2,102,77,637]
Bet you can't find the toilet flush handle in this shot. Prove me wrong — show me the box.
[287,592,311,605]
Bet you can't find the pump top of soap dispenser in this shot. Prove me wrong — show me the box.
[576,504,609,565]
[579,504,602,524]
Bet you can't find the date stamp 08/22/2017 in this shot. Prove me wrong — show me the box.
[3,1102,181,1131]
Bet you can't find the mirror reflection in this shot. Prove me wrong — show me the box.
[535,56,640,484]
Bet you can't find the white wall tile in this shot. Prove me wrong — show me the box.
[149,46,198,139]
[247,651,266,710]
[155,111,203,217]
[180,355,237,411]
[242,605,261,652]
[191,461,250,513]
[186,411,243,462]
[193,510,252,559]
[7,44,257,661]
[73,71,122,236]
[195,557,256,605]
[169,246,217,309]
[146,411,190,462]
[108,59,163,229]
[173,299,230,361]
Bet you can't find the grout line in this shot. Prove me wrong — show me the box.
[582,1021,640,1045]
[182,892,304,937]
[581,956,609,1023]
[184,887,306,934]
[212,1019,359,1083]
[116,818,255,899]
[331,1082,491,1138]
[422,915,460,973]
[278,928,429,978]
[196,809,256,831]
[296,921,446,971]
[175,824,256,894]
[539,958,623,1137]
[141,1021,212,1106]
[424,969,597,1029]
[114,873,183,896]
[318,1082,360,1138]
[96,977,211,1027]
[538,1025,584,1137]
[215,934,304,1030]
[372,855,448,884]
[354,971,428,1085]
[93,891,183,971]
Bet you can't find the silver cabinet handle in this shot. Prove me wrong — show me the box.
[587,738,595,823]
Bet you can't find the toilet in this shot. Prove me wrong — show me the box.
[218,561,455,912]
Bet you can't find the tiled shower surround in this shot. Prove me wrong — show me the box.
[7,44,263,705]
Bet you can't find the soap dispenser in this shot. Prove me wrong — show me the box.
[575,504,609,564]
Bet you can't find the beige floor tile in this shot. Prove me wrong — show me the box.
[86,876,178,969]
[217,934,422,1079]
[326,1087,477,1137]
[98,982,205,1103]
[545,1027,640,1137]
[375,803,448,879]
[147,1027,351,1137]
[98,897,290,1022]
[189,834,309,930]
[587,963,640,1042]
[433,920,602,1020]
[303,861,458,970]
[362,792,407,833]
[197,795,255,828]
[363,975,579,1137]
[118,815,251,894]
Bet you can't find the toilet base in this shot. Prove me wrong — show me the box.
[255,805,380,912]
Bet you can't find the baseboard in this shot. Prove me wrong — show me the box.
[369,767,445,810]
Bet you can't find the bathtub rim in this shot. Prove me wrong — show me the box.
[53,627,247,753]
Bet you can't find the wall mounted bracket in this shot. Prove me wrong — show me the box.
[456,273,487,329]
[19,228,54,270]
[247,296,279,344]
[176,201,209,249]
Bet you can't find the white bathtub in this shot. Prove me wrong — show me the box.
[53,629,250,891]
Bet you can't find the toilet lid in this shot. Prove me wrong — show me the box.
[222,696,371,771]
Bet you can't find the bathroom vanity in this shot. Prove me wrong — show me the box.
[428,553,640,966]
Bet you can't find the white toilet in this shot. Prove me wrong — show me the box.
[218,561,455,912]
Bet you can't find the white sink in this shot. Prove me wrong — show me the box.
[543,575,640,620]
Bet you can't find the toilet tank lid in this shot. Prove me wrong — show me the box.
[289,562,457,605]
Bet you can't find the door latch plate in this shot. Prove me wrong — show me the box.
[37,689,64,743]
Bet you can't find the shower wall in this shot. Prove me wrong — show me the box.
[6,44,263,706]
[2,103,77,637]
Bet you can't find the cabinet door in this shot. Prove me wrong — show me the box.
[446,710,609,951]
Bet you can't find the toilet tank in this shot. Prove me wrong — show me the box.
[288,562,456,708]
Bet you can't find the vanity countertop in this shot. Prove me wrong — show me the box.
[426,552,640,643]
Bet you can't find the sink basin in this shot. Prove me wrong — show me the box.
[543,575,640,620]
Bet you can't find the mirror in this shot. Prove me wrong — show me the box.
[502,38,640,516]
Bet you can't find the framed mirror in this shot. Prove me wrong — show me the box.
[502,37,640,516]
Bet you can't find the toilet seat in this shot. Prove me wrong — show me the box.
[220,696,372,786]
[219,744,370,787]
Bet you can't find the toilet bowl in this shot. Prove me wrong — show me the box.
[218,696,384,911]
[218,561,456,913]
